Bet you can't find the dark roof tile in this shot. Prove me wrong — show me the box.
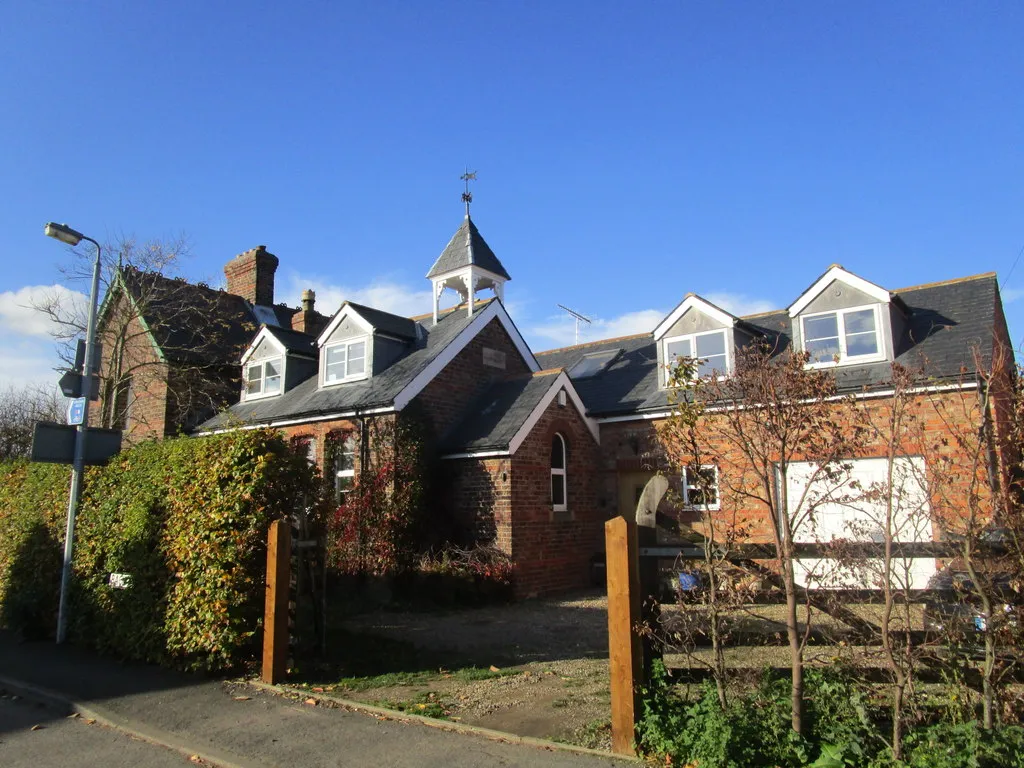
[441,373,562,453]
[426,217,511,280]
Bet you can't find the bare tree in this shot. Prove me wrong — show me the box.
[33,235,254,440]
[658,341,862,734]
[0,384,65,460]
[913,348,1021,730]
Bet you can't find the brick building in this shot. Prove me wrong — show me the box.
[93,245,329,442]
[192,212,1014,596]
[76,204,1007,598]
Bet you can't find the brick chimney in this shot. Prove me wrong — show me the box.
[224,245,278,306]
[291,288,329,337]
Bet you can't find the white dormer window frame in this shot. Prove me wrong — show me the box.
[800,303,886,368]
[322,336,370,386]
[662,328,733,384]
[244,356,284,400]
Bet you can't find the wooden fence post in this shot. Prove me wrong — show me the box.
[606,516,641,756]
[262,519,291,684]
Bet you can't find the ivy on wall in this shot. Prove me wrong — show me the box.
[326,414,428,576]
[0,430,325,673]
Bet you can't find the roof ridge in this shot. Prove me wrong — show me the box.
[536,332,649,355]
[893,272,997,293]
[408,297,495,322]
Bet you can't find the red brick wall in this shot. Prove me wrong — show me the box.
[446,457,513,552]
[510,394,603,597]
[93,298,170,444]
[598,388,994,544]
[413,317,532,438]
[277,416,365,480]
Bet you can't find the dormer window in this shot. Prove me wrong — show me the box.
[324,338,368,384]
[245,357,282,398]
[664,329,730,379]
[801,305,883,366]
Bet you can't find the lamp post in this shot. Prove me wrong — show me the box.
[44,222,102,644]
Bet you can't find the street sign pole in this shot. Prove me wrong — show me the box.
[48,226,103,645]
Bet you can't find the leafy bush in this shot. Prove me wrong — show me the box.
[899,721,1024,768]
[636,662,1024,768]
[0,430,324,672]
[0,460,68,638]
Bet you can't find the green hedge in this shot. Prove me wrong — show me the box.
[0,430,324,672]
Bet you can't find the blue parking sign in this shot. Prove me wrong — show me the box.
[67,397,86,426]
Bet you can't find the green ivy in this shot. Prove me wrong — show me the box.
[0,430,326,673]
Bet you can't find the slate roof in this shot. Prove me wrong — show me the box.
[426,217,512,280]
[118,267,266,366]
[536,273,1003,418]
[263,325,317,358]
[343,301,418,340]
[199,304,487,430]
[441,371,563,454]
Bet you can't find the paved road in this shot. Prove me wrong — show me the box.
[0,633,633,768]
[0,693,191,768]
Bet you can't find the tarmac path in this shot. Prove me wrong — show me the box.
[0,631,634,768]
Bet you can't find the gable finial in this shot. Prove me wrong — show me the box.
[460,168,476,217]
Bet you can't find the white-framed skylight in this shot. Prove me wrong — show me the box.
[568,348,622,379]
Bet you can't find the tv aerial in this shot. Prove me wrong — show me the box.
[557,304,592,345]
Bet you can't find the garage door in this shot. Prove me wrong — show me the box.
[781,457,935,590]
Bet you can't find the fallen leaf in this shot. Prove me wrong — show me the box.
[489,665,500,672]
[232,696,251,701]
[85,719,96,725]
[67,713,80,719]
[312,687,324,692]
[31,724,44,731]
[304,698,317,706]
[189,755,204,763]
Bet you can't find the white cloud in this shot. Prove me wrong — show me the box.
[0,285,86,390]
[0,285,88,339]
[1001,288,1024,304]
[703,292,777,317]
[0,339,62,389]
[282,274,433,318]
[528,309,665,350]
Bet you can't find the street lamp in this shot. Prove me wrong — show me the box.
[44,222,102,644]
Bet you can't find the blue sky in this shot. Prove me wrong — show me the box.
[2,2,1022,388]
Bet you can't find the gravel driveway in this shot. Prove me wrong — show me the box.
[339,589,609,665]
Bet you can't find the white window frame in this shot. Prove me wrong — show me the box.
[662,328,732,384]
[244,356,284,400]
[551,432,568,513]
[333,433,356,504]
[322,336,370,386]
[800,304,886,368]
[682,464,720,511]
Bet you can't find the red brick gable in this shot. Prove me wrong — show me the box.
[413,317,532,438]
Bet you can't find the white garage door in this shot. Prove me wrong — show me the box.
[781,457,935,590]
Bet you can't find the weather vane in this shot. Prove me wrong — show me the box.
[461,169,477,216]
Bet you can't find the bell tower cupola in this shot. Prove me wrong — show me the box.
[426,174,510,323]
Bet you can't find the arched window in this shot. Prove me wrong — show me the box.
[551,433,567,512]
